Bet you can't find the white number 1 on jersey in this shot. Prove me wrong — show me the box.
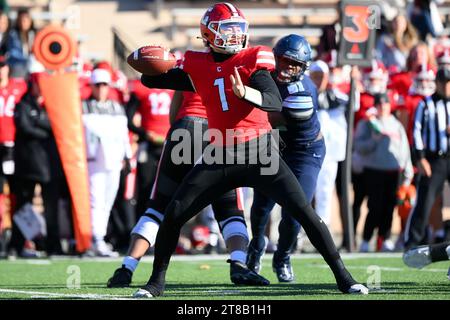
[214,78,229,112]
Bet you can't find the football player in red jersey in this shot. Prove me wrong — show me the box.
[133,3,368,297]
[107,90,269,287]
[356,60,389,129]
[388,42,436,108]
[0,56,26,241]
[399,65,436,145]
[352,60,389,240]
[126,79,173,217]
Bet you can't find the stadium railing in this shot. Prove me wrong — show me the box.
[184,27,323,48]
[112,27,139,79]
[169,7,336,41]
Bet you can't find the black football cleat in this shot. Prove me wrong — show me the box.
[272,259,295,283]
[246,238,267,274]
[107,266,133,288]
[228,259,270,286]
[133,283,164,298]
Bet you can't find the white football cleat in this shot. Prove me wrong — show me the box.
[133,288,155,298]
[92,240,119,258]
[403,246,432,269]
[347,284,369,295]
[381,239,395,252]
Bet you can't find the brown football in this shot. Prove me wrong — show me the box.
[127,45,177,75]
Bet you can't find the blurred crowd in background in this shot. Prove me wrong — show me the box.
[0,0,450,258]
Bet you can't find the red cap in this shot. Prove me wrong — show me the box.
[29,72,44,84]
[95,61,113,74]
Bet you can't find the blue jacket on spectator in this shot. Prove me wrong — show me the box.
[6,29,35,77]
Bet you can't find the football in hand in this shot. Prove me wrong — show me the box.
[127,45,177,75]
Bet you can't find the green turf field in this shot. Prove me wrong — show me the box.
[0,254,448,300]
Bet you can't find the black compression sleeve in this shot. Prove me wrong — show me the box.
[248,70,282,112]
[125,93,148,141]
[141,68,195,91]
[430,242,450,262]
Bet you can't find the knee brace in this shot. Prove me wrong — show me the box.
[219,216,249,242]
[131,208,164,246]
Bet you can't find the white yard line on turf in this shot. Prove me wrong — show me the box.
[307,264,449,272]
[0,288,133,300]
[0,288,242,299]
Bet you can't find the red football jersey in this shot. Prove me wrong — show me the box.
[388,71,413,98]
[130,79,173,138]
[355,92,374,129]
[355,90,399,129]
[175,91,207,121]
[0,79,27,144]
[181,46,276,145]
[79,77,91,100]
[402,94,424,145]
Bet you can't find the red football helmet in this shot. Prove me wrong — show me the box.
[437,49,450,67]
[411,64,436,97]
[190,225,210,249]
[200,2,249,54]
[362,60,388,95]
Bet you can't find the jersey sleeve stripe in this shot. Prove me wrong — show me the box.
[257,51,274,57]
[256,59,275,66]
[284,95,313,103]
[282,101,314,109]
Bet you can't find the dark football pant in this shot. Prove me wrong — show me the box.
[148,133,353,290]
[143,116,244,232]
[250,136,325,263]
[362,168,400,242]
[352,171,367,233]
[405,157,450,249]
[135,141,163,220]
[0,145,16,232]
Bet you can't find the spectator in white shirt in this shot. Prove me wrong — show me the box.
[82,68,131,257]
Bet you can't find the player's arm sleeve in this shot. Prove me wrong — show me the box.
[245,70,282,112]
[353,120,376,155]
[125,93,148,141]
[169,91,183,126]
[400,125,414,186]
[141,68,195,92]
[412,100,426,160]
[123,123,132,160]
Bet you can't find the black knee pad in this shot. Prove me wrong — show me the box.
[212,189,244,222]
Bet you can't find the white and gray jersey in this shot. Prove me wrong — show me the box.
[277,75,321,144]
[413,93,450,159]
[82,98,131,171]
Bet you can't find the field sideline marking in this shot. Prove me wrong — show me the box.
[0,288,133,300]
[0,252,404,264]
[308,264,449,272]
